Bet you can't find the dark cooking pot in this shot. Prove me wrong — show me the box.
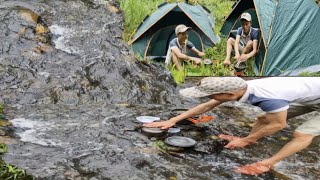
[234,61,246,72]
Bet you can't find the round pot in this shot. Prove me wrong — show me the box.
[141,127,167,137]
[234,61,246,72]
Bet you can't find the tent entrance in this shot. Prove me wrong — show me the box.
[145,25,203,61]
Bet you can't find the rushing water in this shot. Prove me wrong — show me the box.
[0,0,319,179]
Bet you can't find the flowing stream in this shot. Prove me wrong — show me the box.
[0,0,319,179]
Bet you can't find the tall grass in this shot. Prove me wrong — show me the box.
[119,0,165,41]
[119,0,256,79]
[299,71,320,76]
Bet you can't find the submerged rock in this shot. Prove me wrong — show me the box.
[0,0,182,106]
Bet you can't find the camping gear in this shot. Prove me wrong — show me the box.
[234,61,246,72]
[136,116,160,123]
[129,2,220,61]
[170,109,214,125]
[221,0,320,76]
[164,136,197,147]
[168,128,181,134]
[141,127,166,137]
[203,59,213,65]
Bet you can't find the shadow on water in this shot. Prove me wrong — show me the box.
[0,0,319,179]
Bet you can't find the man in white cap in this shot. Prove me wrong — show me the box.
[223,12,259,66]
[144,77,320,175]
[165,24,205,71]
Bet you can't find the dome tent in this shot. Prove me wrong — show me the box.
[129,2,220,61]
[221,0,320,76]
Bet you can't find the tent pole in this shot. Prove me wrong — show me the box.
[259,25,273,76]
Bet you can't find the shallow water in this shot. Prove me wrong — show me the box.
[0,0,319,179]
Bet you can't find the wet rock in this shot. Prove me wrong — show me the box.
[0,0,319,180]
[0,129,6,136]
[0,97,4,104]
[0,136,17,144]
[64,170,83,180]
[0,0,181,106]
[0,120,11,127]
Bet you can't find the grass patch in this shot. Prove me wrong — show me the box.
[119,0,256,79]
[0,144,33,180]
[0,105,33,180]
[118,0,165,42]
[299,71,320,76]
[0,104,4,121]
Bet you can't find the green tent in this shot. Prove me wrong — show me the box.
[221,0,320,76]
[129,2,220,61]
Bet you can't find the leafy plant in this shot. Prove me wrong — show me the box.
[153,141,167,151]
[0,143,34,180]
[299,71,320,76]
[119,0,257,81]
[0,104,3,115]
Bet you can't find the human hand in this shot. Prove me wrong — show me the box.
[193,58,202,65]
[199,52,205,57]
[143,120,175,130]
[224,138,251,149]
[238,54,249,62]
[234,162,272,175]
[234,54,240,61]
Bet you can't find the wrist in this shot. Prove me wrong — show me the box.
[169,117,180,124]
[243,136,257,144]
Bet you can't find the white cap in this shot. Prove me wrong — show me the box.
[240,12,252,22]
[175,24,191,35]
[179,77,247,98]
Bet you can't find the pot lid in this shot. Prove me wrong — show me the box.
[164,136,196,147]
[136,116,160,123]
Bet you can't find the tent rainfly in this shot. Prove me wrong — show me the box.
[221,0,320,76]
[129,2,220,61]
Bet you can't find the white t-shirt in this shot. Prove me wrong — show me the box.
[239,77,320,113]
[165,38,195,65]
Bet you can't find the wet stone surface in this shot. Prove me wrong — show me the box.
[0,0,181,106]
[0,0,319,179]
[2,104,319,180]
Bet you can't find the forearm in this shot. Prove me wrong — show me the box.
[245,49,257,59]
[234,44,240,56]
[170,100,222,123]
[244,123,285,143]
[177,53,190,60]
[265,132,314,165]
[189,56,202,62]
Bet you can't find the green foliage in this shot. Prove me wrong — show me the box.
[119,0,256,80]
[195,0,233,35]
[0,144,33,180]
[153,141,167,151]
[0,107,33,179]
[118,0,164,41]
[0,104,3,115]
[0,104,4,121]
[299,71,320,76]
